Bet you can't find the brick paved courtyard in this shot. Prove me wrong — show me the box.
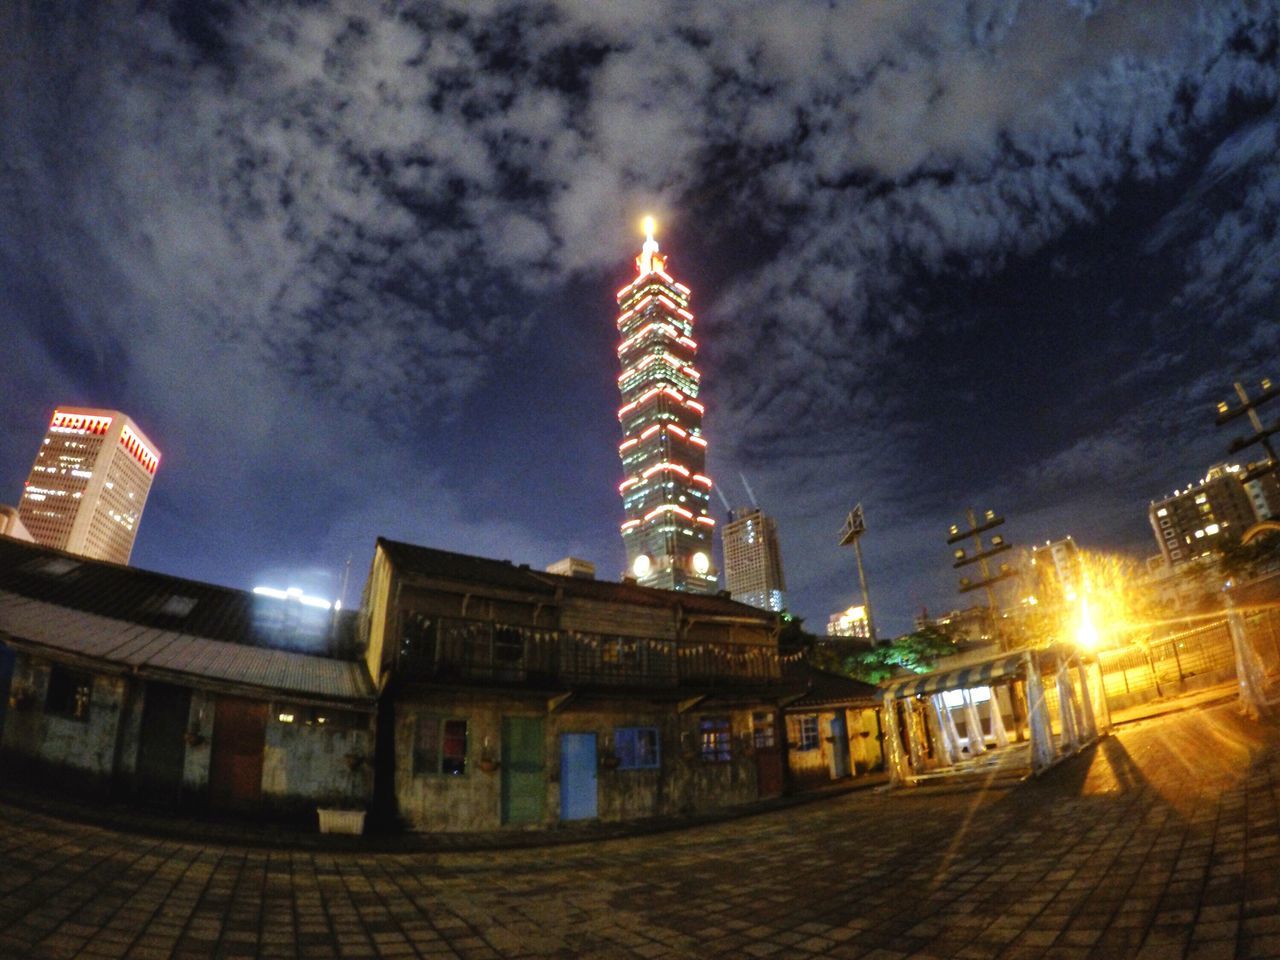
[1,701,1277,960]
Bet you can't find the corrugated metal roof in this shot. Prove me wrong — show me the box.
[0,537,359,655]
[0,591,375,705]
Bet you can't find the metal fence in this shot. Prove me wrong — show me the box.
[1097,605,1280,706]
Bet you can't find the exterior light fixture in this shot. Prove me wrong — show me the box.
[633,554,652,577]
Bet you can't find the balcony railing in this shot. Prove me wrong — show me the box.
[398,615,781,689]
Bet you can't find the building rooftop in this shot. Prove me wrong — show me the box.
[378,538,778,623]
[783,661,880,708]
[0,536,359,657]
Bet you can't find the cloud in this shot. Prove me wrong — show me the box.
[2,0,1279,632]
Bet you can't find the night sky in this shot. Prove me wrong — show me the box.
[2,2,1278,637]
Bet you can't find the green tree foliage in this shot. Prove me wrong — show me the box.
[1218,529,1280,582]
[838,627,959,684]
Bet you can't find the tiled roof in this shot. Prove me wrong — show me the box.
[783,661,881,708]
[0,591,375,705]
[378,537,778,623]
[0,536,358,655]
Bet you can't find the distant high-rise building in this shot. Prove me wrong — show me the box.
[1243,469,1280,522]
[828,605,873,641]
[17,407,160,564]
[1029,536,1082,599]
[545,557,596,580]
[722,506,786,612]
[615,219,717,593]
[1148,463,1255,569]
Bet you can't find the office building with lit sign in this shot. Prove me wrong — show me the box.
[17,407,160,565]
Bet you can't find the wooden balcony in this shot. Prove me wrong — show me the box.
[397,616,781,690]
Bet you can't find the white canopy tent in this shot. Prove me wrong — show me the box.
[879,644,1110,786]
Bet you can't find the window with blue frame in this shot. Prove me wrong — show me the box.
[699,716,732,762]
[797,715,820,751]
[614,726,660,769]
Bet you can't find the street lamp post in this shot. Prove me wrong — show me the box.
[1217,376,1279,480]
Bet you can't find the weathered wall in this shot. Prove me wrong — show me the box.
[785,707,884,784]
[785,711,838,786]
[393,693,765,832]
[0,653,126,789]
[849,707,884,773]
[393,692,509,832]
[261,707,375,811]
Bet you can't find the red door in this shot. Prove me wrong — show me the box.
[753,711,784,798]
[209,697,267,810]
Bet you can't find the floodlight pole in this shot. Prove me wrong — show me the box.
[839,505,876,642]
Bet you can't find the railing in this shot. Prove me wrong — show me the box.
[1096,606,1280,705]
[398,614,781,688]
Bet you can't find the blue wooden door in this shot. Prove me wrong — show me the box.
[559,733,598,821]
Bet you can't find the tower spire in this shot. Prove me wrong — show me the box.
[636,216,665,278]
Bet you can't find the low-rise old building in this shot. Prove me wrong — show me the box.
[360,538,794,832]
[0,538,376,816]
[781,662,883,788]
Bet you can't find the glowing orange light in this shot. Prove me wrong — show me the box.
[644,503,694,522]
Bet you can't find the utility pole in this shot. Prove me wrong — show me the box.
[1216,376,1278,481]
[948,508,1017,649]
[838,504,876,642]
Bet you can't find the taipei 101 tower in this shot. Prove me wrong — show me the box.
[614,218,718,593]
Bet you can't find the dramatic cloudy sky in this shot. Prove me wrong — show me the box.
[2,1,1277,635]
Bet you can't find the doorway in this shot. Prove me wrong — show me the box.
[208,696,267,811]
[829,710,851,779]
[752,711,784,798]
[559,733,598,820]
[135,682,192,804]
[0,643,14,741]
[501,715,545,825]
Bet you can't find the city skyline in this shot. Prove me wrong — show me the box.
[2,3,1278,634]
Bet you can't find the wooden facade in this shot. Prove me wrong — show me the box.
[363,538,794,832]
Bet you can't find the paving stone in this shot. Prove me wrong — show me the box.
[0,702,1275,959]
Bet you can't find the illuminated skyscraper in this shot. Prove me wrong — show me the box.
[17,407,160,564]
[722,506,786,612]
[615,219,717,593]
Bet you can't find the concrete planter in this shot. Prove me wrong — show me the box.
[317,808,366,835]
